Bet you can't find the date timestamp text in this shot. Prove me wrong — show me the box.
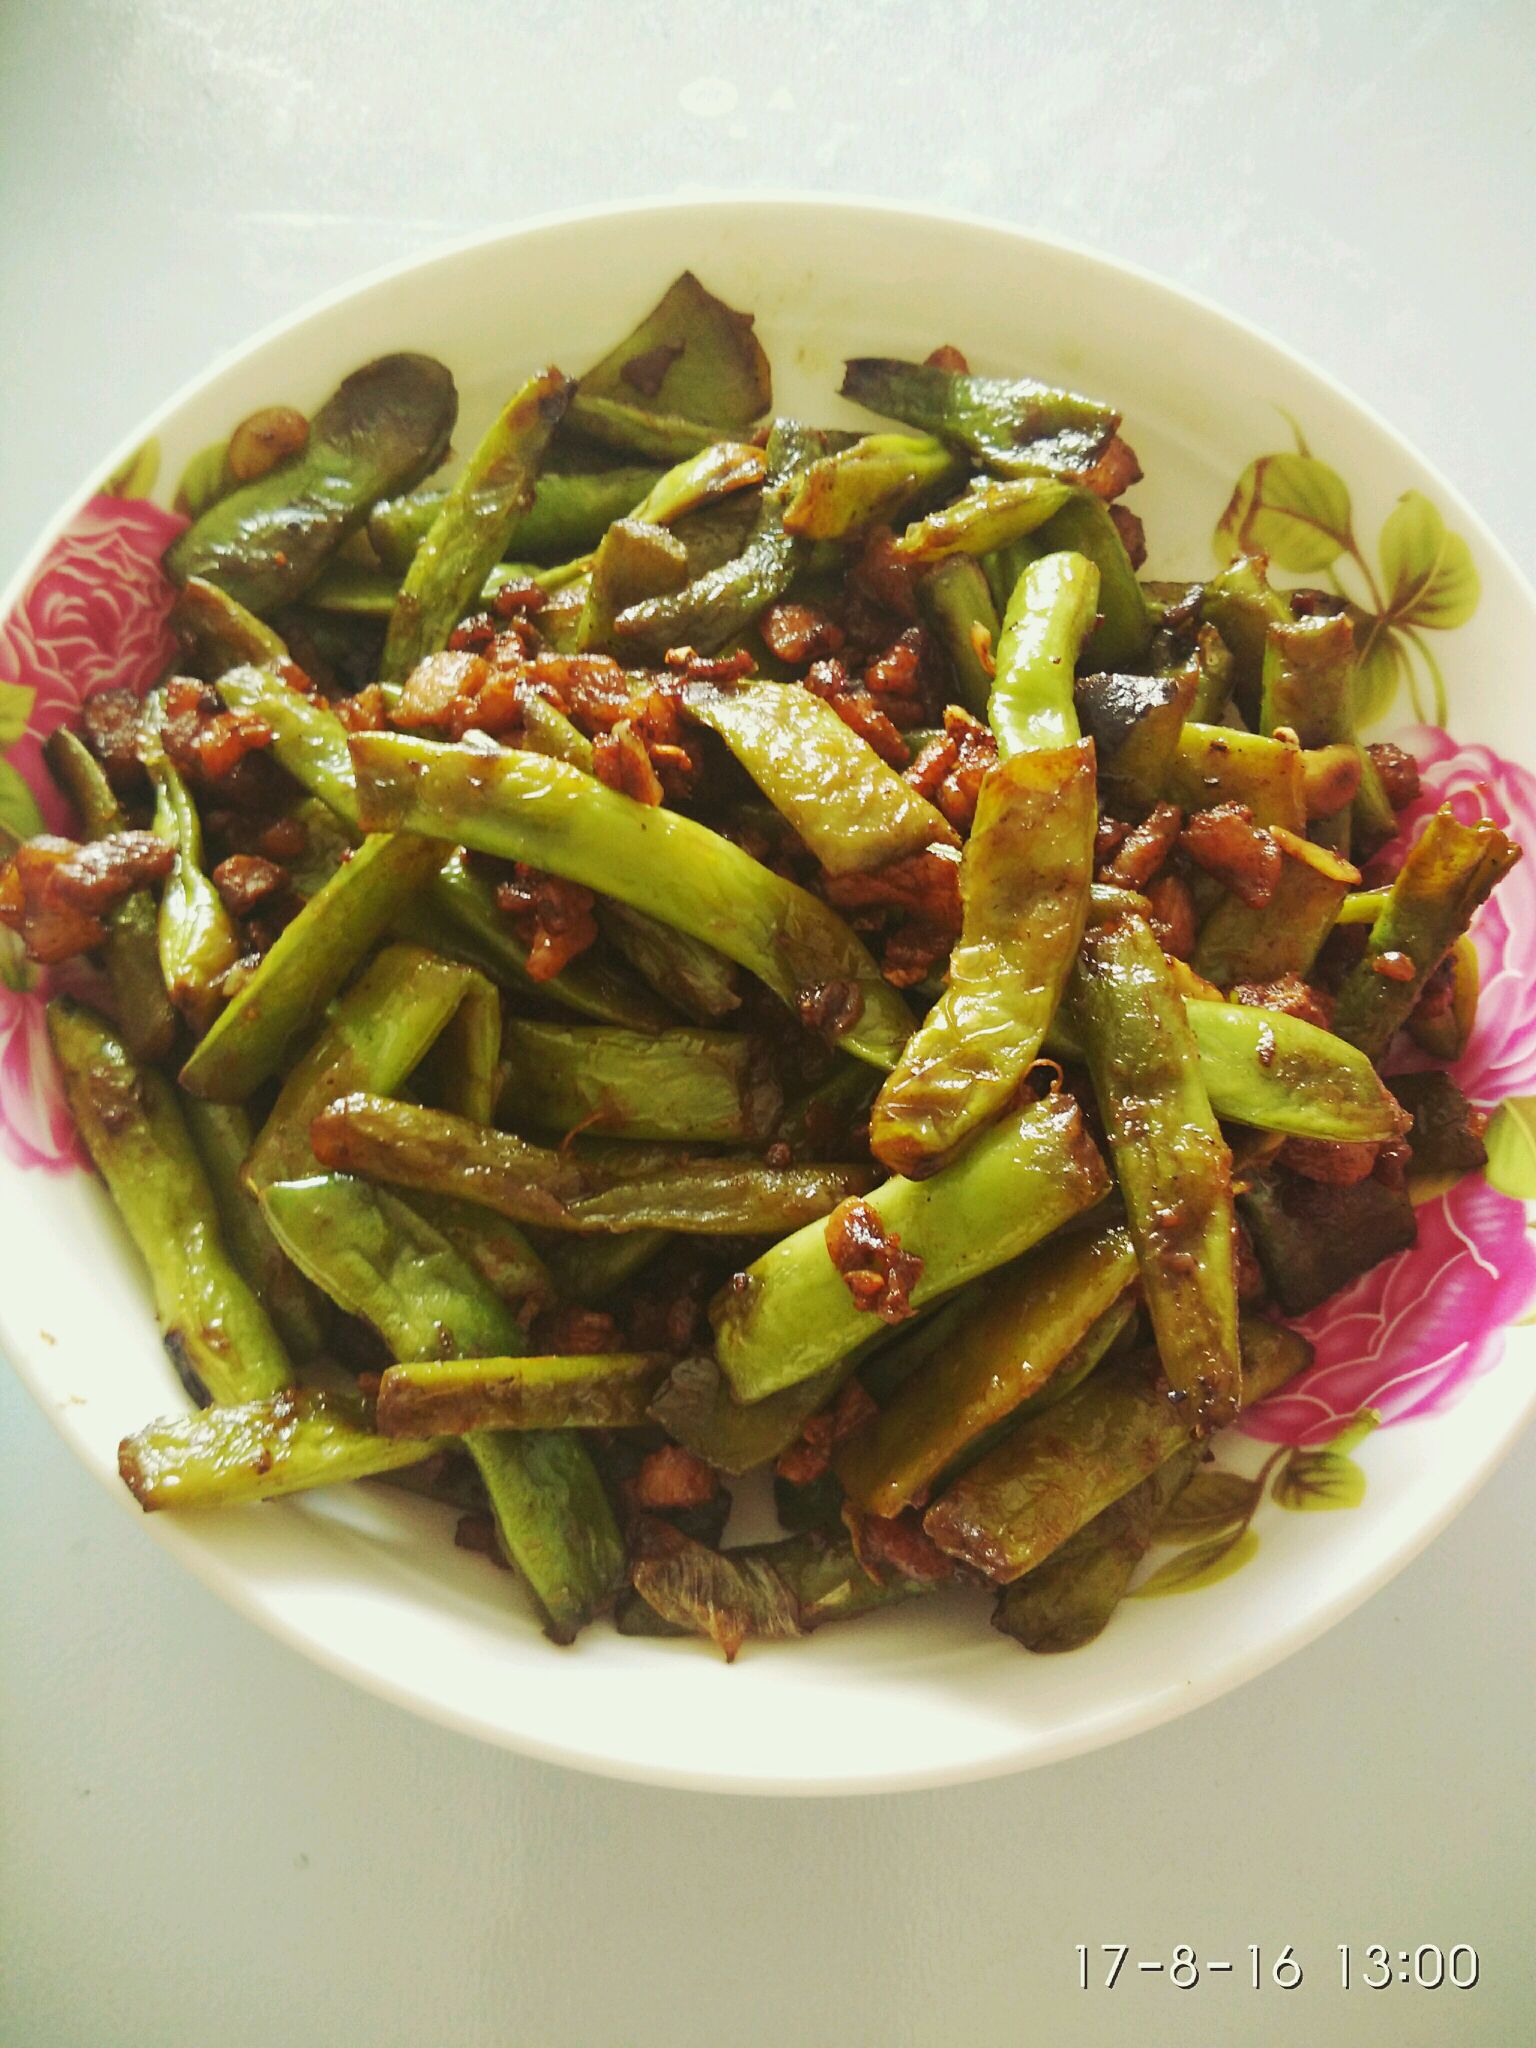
[1076,1944,1480,1990]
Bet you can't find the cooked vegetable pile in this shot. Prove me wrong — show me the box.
[4,273,1518,1658]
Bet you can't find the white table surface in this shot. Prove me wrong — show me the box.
[3,4,1533,2042]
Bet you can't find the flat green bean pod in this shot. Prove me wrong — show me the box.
[684,680,958,874]
[841,357,1119,480]
[49,999,291,1406]
[180,831,446,1101]
[165,353,457,614]
[783,433,964,541]
[714,1090,1110,1404]
[376,1354,672,1436]
[309,1090,876,1235]
[260,1172,624,1642]
[925,1320,1311,1582]
[989,552,1099,754]
[382,364,572,680]
[119,1390,441,1511]
[871,741,1094,1176]
[1070,913,1242,1427]
[348,729,916,1070]
[499,1019,781,1144]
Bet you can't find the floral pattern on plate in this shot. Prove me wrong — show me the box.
[0,465,185,1171]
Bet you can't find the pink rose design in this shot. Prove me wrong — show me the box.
[1245,1174,1536,1446]
[1377,725,1536,1106]
[1245,724,1536,1444]
[0,975,80,1172]
[1,492,187,832]
[0,490,185,1173]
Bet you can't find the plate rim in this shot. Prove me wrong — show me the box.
[4,189,1534,1794]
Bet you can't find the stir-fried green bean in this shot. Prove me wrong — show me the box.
[9,270,1518,1672]
[181,1095,326,1359]
[783,433,964,541]
[1166,722,1306,830]
[1192,827,1357,987]
[1330,808,1520,1061]
[1258,611,1365,851]
[568,270,772,448]
[1190,622,1236,722]
[1032,491,1152,670]
[1404,929,1479,1058]
[925,1319,1311,1581]
[894,475,1071,560]
[398,1192,552,1309]
[991,1449,1196,1651]
[382,366,571,679]
[119,1388,442,1510]
[369,464,665,573]
[647,1352,856,1476]
[1182,1000,1404,1141]
[141,694,240,1033]
[714,1090,1110,1403]
[348,729,916,1069]
[243,942,490,1190]
[575,518,689,652]
[310,1090,875,1234]
[539,1229,671,1307]
[377,1353,671,1436]
[1074,663,1196,811]
[1044,991,1405,1142]
[511,693,743,1018]
[213,660,666,1026]
[180,831,445,1100]
[259,1172,624,1641]
[599,903,742,1022]
[499,1019,781,1143]
[43,728,178,1060]
[684,680,957,874]
[841,357,1119,480]
[611,421,818,656]
[165,354,457,613]
[1202,553,1291,721]
[916,555,999,716]
[1070,913,1241,1426]
[624,1522,944,1656]
[624,440,769,528]
[989,552,1099,754]
[172,574,294,678]
[837,1224,1137,1516]
[49,999,291,1404]
[870,742,1094,1175]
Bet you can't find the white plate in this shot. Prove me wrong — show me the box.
[4,196,1534,1793]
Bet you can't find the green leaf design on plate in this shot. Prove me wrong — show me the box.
[0,680,35,749]
[104,438,161,501]
[1326,1409,1381,1456]
[1351,623,1407,728]
[0,758,44,845]
[1215,452,1354,573]
[1378,490,1479,632]
[1155,1467,1258,1539]
[1134,1527,1259,1598]
[1272,1447,1366,1512]
[174,439,233,519]
[1483,1096,1536,1199]
[1272,1407,1377,1512]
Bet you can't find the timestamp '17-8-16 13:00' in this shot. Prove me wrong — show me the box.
[1077,1945,1480,1991]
